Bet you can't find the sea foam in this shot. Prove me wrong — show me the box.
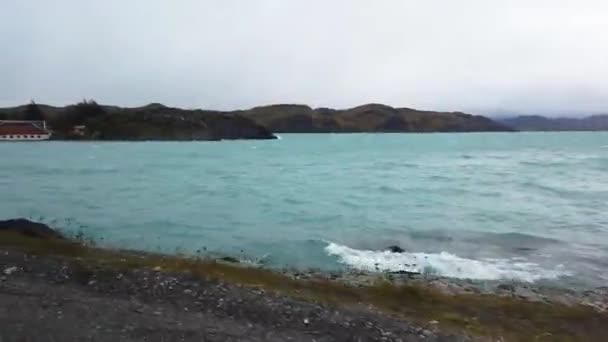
[325,242,569,282]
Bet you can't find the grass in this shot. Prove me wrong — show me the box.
[1,231,607,341]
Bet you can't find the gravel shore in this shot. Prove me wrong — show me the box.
[285,270,608,313]
[0,248,473,342]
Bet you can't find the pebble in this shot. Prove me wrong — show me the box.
[3,266,18,275]
[153,266,162,272]
[183,289,193,295]
[88,280,97,286]
[303,318,309,325]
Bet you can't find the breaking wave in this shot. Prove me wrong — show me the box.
[325,242,570,282]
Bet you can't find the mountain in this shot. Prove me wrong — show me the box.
[0,102,513,140]
[238,103,512,133]
[499,115,608,131]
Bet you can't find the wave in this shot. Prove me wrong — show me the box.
[325,242,570,282]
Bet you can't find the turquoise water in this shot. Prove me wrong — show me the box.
[1,133,607,287]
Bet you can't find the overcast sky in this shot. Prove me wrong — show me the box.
[1,1,607,115]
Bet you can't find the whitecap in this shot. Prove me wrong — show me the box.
[325,242,570,282]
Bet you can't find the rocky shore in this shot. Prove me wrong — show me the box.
[281,269,608,313]
[0,249,471,342]
[1,219,607,341]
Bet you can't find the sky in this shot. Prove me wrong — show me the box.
[1,0,607,116]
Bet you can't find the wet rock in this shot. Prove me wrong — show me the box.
[389,270,421,276]
[0,219,65,240]
[386,245,405,253]
[219,256,240,263]
[497,283,515,292]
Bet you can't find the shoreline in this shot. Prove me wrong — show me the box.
[2,219,608,340]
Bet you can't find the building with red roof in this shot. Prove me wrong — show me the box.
[0,121,51,141]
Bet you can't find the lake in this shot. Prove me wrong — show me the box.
[1,133,607,288]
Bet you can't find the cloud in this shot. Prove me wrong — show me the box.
[1,0,607,115]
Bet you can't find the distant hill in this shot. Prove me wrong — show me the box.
[0,102,276,141]
[238,103,513,133]
[499,115,608,131]
[0,102,513,140]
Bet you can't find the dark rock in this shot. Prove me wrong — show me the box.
[219,256,240,263]
[0,219,65,240]
[497,283,515,292]
[386,246,405,253]
[389,270,421,276]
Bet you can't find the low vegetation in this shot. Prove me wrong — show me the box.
[1,230,606,342]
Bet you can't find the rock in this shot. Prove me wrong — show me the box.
[389,270,421,276]
[219,256,240,263]
[429,320,439,325]
[152,266,162,272]
[303,318,309,325]
[0,219,65,240]
[386,245,405,253]
[3,266,18,275]
[497,283,515,292]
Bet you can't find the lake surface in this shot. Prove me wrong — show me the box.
[1,133,607,288]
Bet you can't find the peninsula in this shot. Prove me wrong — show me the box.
[0,101,513,140]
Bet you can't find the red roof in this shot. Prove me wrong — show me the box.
[0,122,48,136]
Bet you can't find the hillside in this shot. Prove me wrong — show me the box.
[238,103,513,133]
[499,115,608,131]
[0,102,513,140]
[0,102,276,141]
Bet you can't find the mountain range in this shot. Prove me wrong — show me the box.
[498,115,608,131]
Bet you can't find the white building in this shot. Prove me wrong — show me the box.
[0,120,51,141]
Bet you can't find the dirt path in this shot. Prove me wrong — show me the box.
[0,249,470,342]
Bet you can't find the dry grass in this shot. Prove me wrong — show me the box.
[1,232,607,341]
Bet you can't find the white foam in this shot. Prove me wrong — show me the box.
[325,242,570,282]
